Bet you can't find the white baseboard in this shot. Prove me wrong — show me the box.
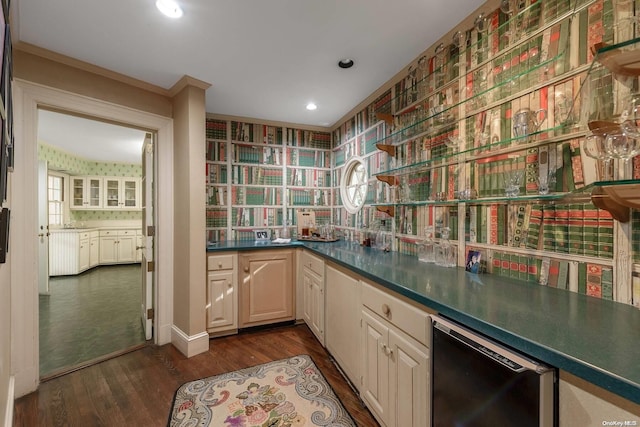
[4,376,14,427]
[171,326,209,358]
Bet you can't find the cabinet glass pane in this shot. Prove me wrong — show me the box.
[89,179,101,207]
[124,180,136,207]
[72,179,84,207]
[105,180,120,207]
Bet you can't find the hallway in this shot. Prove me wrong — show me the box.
[39,264,146,379]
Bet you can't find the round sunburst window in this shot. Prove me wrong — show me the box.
[340,157,367,214]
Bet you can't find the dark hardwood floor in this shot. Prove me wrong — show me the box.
[14,324,379,426]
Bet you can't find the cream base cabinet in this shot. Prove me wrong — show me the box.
[49,230,96,276]
[361,282,430,427]
[78,235,90,272]
[99,230,138,264]
[325,264,361,388]
[207,253,238,333]
[239,249,294,328]
[301,251,325,345]
[89,233,100,267]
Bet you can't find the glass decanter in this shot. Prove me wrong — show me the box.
[436,227,456,268]
[417,226,436,263]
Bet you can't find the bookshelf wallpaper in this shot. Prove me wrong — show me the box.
[205,118,332,241]
[39,142,142,221]
[329,0,638,305]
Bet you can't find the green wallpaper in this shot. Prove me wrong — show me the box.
[39,143,142,177]
[39,143,142,221]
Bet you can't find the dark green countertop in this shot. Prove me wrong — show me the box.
[208,240,640,405]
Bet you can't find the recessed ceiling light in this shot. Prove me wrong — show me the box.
[156,0,183,18]
[338,59,354,69]
[306,103,317,111]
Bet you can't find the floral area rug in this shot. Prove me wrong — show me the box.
[168,354,356,427]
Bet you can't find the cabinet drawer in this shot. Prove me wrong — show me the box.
[362,282,429,346]
[118,230,136,237]
[302,252,324,277]
[79,232,91,240]
[99,230,117,237]
[208,254,235,271]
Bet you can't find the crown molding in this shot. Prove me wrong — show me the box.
[14,41,171,97]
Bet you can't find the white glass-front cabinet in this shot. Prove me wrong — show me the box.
[71,177,103,209]
[103,177,141,210]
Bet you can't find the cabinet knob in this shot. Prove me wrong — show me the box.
[218,262,223,268]
[382,304,391,317]
[228,281,232,288]
[244,266,249,273]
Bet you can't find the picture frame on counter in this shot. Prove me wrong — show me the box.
[254,229,271,242]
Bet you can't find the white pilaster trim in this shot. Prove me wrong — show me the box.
[171,326,209,358]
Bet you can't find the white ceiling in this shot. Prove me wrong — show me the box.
[38,110,147,164]
[16,0,485,162]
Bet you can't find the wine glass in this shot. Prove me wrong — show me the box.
[605,132,640,179]
[583,133,614,180]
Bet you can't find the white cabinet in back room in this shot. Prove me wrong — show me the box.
[99,229,139,264]
[89,232,100,268]
[103,177,141,210]
[49,230,98,275]
[71,177,103,210]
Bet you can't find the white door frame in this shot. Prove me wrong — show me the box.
[11,80,174,397]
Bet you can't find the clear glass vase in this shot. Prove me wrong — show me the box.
[417,226,435,263]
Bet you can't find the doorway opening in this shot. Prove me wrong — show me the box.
[37,108,156,380]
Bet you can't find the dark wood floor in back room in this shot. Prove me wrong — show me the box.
[13,324,379,427]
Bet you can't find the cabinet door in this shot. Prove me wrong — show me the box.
[303,267,314,327]
[122,178,140,209]
[239,251,294,327]
[87,177,103,208]
[388,329,430,427]
[303,266,324,345]
[325,265,361,387]
[89,237,100,267]
[361,309,390,425]
[78,238,90,271]
[117,235,137,263]
[71,177,87,209]
[99,236,118,263]
[104,178,121,209]
[207,270,236,330]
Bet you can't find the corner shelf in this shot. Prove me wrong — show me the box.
[375,206,395,217]
[590,180,640,223]
[375,144,396,157]
[594,39,640,76]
